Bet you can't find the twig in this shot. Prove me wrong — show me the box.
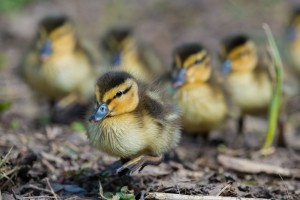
[46,178,58,200]
[40,151,64,165]
[23,184,53,194]
[99,181,109,200]
[218,155,300,178]
[145,192,268,200]
[41,158,56,174]
[0,146,13,167]
[216,184,231,196]
[23,196,57,199]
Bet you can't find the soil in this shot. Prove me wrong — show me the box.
[0,0,300,199]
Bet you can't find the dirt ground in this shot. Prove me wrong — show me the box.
[1,0,300,199]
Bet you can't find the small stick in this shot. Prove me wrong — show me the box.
[0,146,13,167]
[46,178,58,200]
[216,184,231,196]
[145,192,268,200]
[98,181,109,200]
[22,184,53,194]
[23,196,57,199]
[218,155,300,178]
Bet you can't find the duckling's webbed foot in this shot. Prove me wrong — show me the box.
[116,155,163,176]
[100,158,129,177]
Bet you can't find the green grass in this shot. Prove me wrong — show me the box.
[261,23,284,151]
[0,0,30,12]
[0,101,11,113]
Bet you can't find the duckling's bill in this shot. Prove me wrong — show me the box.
[221,60,232,75]
[89,103,109,122]
[173,68,187,88]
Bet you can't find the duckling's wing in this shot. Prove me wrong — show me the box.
[142,81,178,120]
[208,71,241,119]
[138,44,165,77]
[18,32,41,79]
[256,49,275,82]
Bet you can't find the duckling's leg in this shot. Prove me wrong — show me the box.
[277,112,287,147]
[237,116,245,134]
[100,158,129,177]
[116,155,163,176]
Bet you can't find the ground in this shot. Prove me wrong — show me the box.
[0,0,300,199]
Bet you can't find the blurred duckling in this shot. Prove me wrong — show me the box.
[287,7,300,76]
[172,43,228,135]
[219,34,273,134]
[101,27,164,82]
[22,16,97,122]
[87,71,181,175]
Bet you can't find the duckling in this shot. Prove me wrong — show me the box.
[101,27,164,82]
[287,7,300,76]
[172,43,228,135]
[22,16,97,122]
[87,71,181,175]
[219,34,273,134]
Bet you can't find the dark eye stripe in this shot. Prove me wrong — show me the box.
[105,85,133,105]
[233,50,250,60]
[186,54,207,69]
[122,85,132,95]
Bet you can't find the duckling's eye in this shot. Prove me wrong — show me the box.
[236,50,250,59]
[116,91,123,98]
[194,55,207,66]
[194,59,202,65]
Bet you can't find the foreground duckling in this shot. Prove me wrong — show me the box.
[101,27,164,82]
[22,16,96,122]
[87,71,181,175]
[172,43,228,135]
[287,7,300,76]
[219,34,273,134]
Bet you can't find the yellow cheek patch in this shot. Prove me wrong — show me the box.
[228,41,255,60]
[45,23,76,56]
[49,23,72,40]
[121,37,134,50]
[183,51,207,68]
[112,94,131,113]
[186,59,211,83]
[107,82,139,116]
[103,81,131,103]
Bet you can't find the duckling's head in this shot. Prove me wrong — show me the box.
[101,27,135,65]
[172,43,212,88]
[219,34,258,74]
[287,7,300,42]
[37,16,76,61]
[89,71,139,122]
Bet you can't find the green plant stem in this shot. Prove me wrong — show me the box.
[261,23,284,150]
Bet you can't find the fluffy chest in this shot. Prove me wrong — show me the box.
[87,113,152,158]
[175,83,227,131]
[42,53,92,92]
[290,40,300,71]
[227,72,272,113]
